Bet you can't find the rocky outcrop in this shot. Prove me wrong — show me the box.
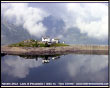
[1,45,109,55]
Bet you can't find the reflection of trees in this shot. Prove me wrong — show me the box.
[1,52,6,57]
[19,55,61,64]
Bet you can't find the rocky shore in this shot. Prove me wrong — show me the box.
[1,45,109,55]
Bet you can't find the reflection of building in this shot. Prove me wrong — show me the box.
[42,59,50,63]
[42,56,60,63]
[52,56,60,60]
[42,56,50,63]
[20,55,61,64]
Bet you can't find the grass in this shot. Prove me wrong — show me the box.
[9,39,39,47]
[9,39,69,47]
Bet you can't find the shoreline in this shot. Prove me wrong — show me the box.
[1,45,109,55]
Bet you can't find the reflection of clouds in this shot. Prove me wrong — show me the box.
[84,55,108,73]
[1,54,108,83]
[1,55,42,78]
[67,55,86,77]
[67,55,108,82]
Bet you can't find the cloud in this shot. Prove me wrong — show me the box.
[67,55,108,82]
[1,55,42,78]
[2,3,108,40]
[65,3,108,40]
[35,3,108,40]
[2,3,49,38]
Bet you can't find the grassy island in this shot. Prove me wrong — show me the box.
[1,39,108,55]
[1,41,108,55]
[9,39,69,47]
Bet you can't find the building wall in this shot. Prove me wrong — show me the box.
[42,37,50,42]
[52,39,59,43]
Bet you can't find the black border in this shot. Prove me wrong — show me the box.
[1,1,109,3]
[108,0,110,88]
[1,0,109,1]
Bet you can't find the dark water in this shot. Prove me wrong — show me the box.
[1,54,108,86]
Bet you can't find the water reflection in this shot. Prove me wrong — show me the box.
[1,55,61,79]
[19,55,61,64]
[1,54,108,84]
[66,55,108,83]
[1,55,42,79]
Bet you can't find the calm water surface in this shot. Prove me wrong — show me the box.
[1,54,108,86]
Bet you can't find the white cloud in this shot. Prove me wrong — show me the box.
[36,3,108,40]
[2,3,49,38]
[66,3,108,40]
[1,3,108,40]
[67,55,108,81]
[2,56,42,78]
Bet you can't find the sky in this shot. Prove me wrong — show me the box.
[1,2,108,42]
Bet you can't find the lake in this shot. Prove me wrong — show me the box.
[1,54,108,86]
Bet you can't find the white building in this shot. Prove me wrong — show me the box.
[42,37,60,44]
[52,38,59,43]
[42,37,50,42]
[63,41,65,44]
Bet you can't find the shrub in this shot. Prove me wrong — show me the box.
[45,42,50,47]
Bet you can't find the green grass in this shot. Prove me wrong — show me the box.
[9,39,39,47]
[9,39,69,47]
